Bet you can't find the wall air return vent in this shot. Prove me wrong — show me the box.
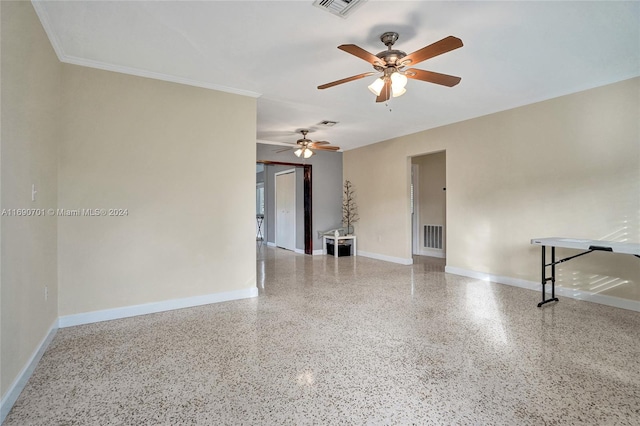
[424,225,443,250]
[312,0,367,18]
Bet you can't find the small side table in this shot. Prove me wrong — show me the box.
[323,235,357,258]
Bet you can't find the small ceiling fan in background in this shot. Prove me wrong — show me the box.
[318,32,463,103]
[276,130,340,158]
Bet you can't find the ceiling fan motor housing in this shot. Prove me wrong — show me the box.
[374,32,407,71]
[374,50,407,71]
[297,129,311,146]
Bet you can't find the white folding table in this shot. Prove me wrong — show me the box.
[530,238,640,307]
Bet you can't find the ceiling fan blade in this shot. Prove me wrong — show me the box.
[309,141,330,146]
[275,146,294,153]
[399,36,463,67]
[405,68,461,87]
[313,145,341,151]
[376,78,391,103]
[338,44,384,66]
[318,72,377,90]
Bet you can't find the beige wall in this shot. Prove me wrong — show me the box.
[345,77,640,302]
[345,140,412,260]
[1,1,257,404]
[1,0,61,396]
[58,65,257,315]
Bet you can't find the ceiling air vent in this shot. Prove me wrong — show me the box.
[312,0,367,19]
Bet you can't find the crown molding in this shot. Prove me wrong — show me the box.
[31,1,261,99]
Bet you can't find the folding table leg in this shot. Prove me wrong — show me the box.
[538,245,559,307]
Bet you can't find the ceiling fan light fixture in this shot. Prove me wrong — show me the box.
[391,71,407,89]
[391,71,407,98]
[295,147,315,158]
[392,87,407,98]
[368,77,385,96]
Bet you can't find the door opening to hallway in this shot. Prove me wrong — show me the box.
[411,151,446,259]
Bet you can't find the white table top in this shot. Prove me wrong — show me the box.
[324,235,356,240]
[531,238,640,256]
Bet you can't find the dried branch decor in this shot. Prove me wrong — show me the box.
[342,180,359,234]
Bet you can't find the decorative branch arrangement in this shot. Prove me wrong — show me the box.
[342,180,359,234]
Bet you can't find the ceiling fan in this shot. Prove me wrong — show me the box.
[318,32,463,103]
[278,130,340,158]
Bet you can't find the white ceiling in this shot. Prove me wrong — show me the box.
[33,1,639,152]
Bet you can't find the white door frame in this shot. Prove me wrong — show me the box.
[412,163,420,255]
[275,169,296,251]
[410,152,447,259]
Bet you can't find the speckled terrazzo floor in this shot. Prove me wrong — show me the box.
[5,246,640,425]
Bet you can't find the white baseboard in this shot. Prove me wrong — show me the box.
[357,250,413,265]
[291,248,325,256]
[1,319,59,424]
[58,287,259,328]
[416,248,446,258]
[267,243,321,256]
[445,266,639,312]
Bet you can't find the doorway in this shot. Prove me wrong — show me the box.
[257,161,312,255]
[411,151,446,258]
[275,170,296,251]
